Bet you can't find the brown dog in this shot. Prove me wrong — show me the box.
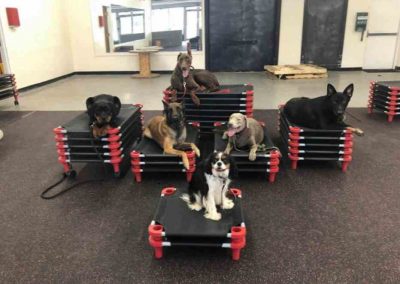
[170,43,219,105]
[144,101,200,169]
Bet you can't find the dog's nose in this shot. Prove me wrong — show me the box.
[228,123,233,128]
[217,162,222,167]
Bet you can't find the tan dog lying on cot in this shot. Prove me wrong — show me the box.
[144,101,200,169]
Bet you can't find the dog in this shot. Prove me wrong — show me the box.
[283,83,363,135]
[223,113,264,161]
[86,94,121,138]
[170,42,220,105]
[181,151,238,221]
[143,100,200,169]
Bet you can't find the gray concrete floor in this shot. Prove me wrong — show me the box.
[1,71,399,111]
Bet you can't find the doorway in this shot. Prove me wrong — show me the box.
[301,0,348,69]
[205,0,280,72]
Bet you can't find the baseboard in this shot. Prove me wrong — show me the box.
[330,67,362,71]
[362,68,398,73]
[74,70,171,75]
[396,66,400,71]
[19,73,75,92]
[18,71,173,92]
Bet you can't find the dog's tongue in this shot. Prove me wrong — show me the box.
[227,129,236,137]
[183,69,189,78]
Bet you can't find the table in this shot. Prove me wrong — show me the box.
[129,47,162,79]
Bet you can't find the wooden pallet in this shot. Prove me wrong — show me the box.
[264,64,327,79]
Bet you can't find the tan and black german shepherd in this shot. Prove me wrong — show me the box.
[144,101,200,169]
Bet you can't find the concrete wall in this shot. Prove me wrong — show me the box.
[0,0,73,88]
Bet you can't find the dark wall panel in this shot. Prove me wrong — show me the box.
[301,0,348,68]
[206,0,279,71]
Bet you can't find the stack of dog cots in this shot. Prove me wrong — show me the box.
[213,122,280,183]
[130,123,200,182]
[148,187,246,260]
[0,74,19,105]
[163,84,254,133]
[53,104,143,177]
[278,106,353,172]
[368,80,400,122]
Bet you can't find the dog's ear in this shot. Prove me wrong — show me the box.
[244,116,249,128]
[205,153,213,175]
[327,84,337,96]
[162,100,169,110]
[343,84,354,98]
[177,52,182,61]
[86,97,95,115]
[187,42,192,57]
[113,96,121,116]
[228,156,239,179]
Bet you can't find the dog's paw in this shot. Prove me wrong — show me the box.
[354,128,364,136]
[193,147,201,157]
[249,152,257,161]
[222,199,234,210]
[188,203,202,211]
[204,212,221,221]
[182,157,190,170]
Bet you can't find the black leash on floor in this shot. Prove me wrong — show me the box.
[40,173,105,199]
[41,129,107,200]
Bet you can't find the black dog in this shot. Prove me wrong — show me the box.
[181,152,238,221]
[86,94,121,138]
[283,84,363,135]
[170,42,219,105]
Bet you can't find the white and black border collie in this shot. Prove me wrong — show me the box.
[182,151,238,221]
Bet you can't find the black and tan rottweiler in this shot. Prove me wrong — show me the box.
[86,94,121,138]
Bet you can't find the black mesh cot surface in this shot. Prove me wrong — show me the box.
[213,122,280,183]
[148,187,246,260]
[130,124,200,182]
[0,74,19,105]
[53,104,143,177]
[368,81,400,122]
[278,106,354,172]
[163,84,254,133]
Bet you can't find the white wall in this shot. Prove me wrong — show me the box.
[341,0,371,68]
[396,29,400,67]
[278,0,399,69]
[0,0,73,88]
[66,0,205,72]
[278,0,304,65]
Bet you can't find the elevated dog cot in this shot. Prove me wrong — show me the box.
[131,123,200,182]
[148,187,246,260]
[278,106,354,172]
[163,84,254,133]
[213,121,280,183]
[0,74,19,105]
[53,104,143,177]
[368,81,400,122]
